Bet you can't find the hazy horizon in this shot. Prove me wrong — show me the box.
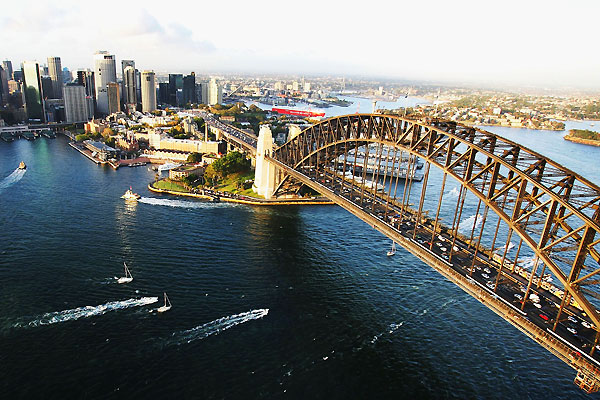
[2,0,599,90]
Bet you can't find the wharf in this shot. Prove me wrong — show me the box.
[68,142,107,165]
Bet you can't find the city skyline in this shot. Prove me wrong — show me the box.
[1,1,600,89]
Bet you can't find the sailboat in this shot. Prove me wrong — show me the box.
[387,241,396,256]
[157,292,172,313]
[117,262,133,284]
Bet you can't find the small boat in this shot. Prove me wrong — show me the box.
[117,262,133,284]
[18,161,26,170]
[387,241,396,256]
[121,187,141,201]
[157,292,172,313]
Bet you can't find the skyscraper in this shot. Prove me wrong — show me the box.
[41,76,54,99]
[158,82,169,106]
[141,70,156,113]
[208,78,222,106]
[63,84,90,123]
[168,73,183,106]
[123,65,137,107]
[0,66,8,105]
[76,69,95,97]
[22,61,46,122]
[2,60,13,80]
[93,51,117,115]
[107,82,120,114]
[182,72,197,105]
[47,56,63,99]
[121,60,135,104]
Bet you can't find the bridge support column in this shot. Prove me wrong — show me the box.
[253,125,277,199]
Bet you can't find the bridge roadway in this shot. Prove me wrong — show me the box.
[189,110,257,155]
[267,157,600,392]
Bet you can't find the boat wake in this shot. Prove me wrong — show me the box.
[164,308,269,346]
[458,214,484,234]
[14,297,158,328]
[0,168,26,193]
[447,186,460,198]
[138,197,232,209]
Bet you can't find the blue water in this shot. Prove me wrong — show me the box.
[1,124,599,398]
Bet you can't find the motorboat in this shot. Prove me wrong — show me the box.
[157,292,172,313]
[121,187,141,201]
[18,161,26,170]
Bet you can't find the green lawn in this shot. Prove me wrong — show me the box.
[154,180,188,192]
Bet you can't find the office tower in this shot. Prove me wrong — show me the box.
[2,60,13,80]
[63,67,72,83]
[93,51,117,115]
[135,69,141,105]
[208,78,222,106]
[76,69,95,97]
[47,56,63,99]
[141,70,156,113]
[158,82,169,105]
[63,84,90,122]
[121,60,135,104]
[107,82,120,114]
[41,76,54,99]
[22,61,46,122]
[0,66,8,105]
[123,65,137,106]
[13,70,23,82]
[182,72,196,105]
[168,73,183,106]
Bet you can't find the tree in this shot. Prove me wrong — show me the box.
[187,152,202,163]
[102,127,114,138]
[75,134,90,142]
[105,137,116,148]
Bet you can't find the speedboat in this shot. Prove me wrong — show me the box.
[121,187,141,201]
[18,161,26,170]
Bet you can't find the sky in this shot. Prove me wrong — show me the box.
[2,0,599,89]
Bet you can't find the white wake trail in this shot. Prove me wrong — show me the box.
[16,297,158,328]
[458,214,484,234]
[166,309,269,346]
[138,197,232,209]
[0,168,26,192]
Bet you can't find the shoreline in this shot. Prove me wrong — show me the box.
[147,183,334,206]
[563,134,600,147]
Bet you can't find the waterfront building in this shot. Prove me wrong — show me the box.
[93,51,117,115]
[182,73,196,105]
[208,78,222,106]
[47,56,63,99]
[141,70,157,113]
[2,60,13,80]
[168,74,183,106]
[107,82,120,114]
[63,84,90,123]
[123,65,137,108]
[121,60,136,105]
[22,61,46,122]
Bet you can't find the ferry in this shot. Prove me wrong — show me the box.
[18,161,26,170]
[121,187,141,201]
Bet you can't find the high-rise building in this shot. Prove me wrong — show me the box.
[123,65,137,107]
[158,82,169,105]
[13,70,23,82]
[208,78,222,106]
[182,72,196,106]
[41,76,53,99]
[121,60,135,104]
[2,60,13,80]
[168,73,183,106]
[63,84,90,123]
[76,69,95,97]
[47,56,63,99]
[107,82,120,114]
[0,66,8,105]
[135,69,141,105]
[141,70,156,113]
[93,51,117,115]
[62,67,72,84]
[22,61,46,122]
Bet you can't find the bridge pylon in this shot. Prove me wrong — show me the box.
[253,125,278,199]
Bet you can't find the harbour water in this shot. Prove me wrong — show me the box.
[1,119,600,398]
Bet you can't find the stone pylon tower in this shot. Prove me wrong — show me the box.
[254,125,277,199]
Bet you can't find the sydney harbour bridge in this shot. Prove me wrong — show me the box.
[207,112,600,393]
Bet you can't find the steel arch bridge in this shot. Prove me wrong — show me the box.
[266,113,600,392]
